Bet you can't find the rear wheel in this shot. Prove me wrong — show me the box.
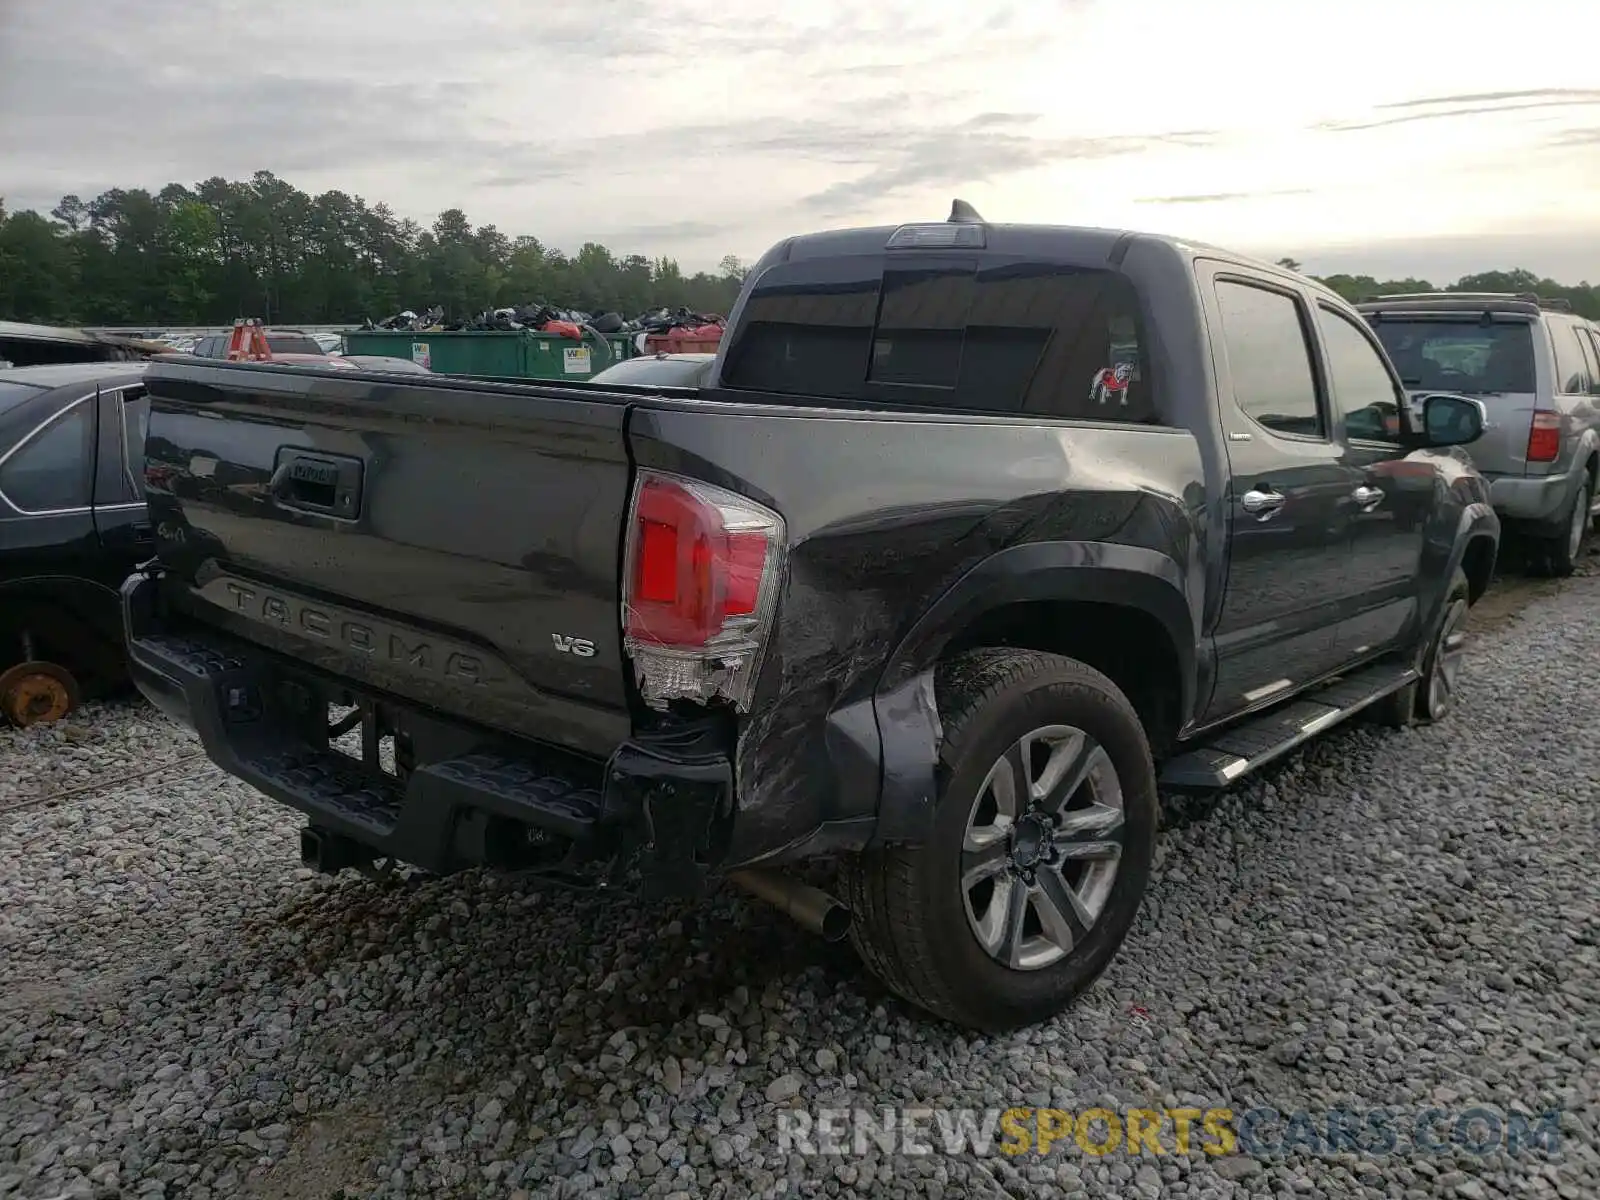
[1529,476,1591,578]
[842,649,1157,1031]
[0,661,82,728]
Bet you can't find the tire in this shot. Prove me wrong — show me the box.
[1530,476,1591,578]
[1372,568,1471,728]
[841,648,1158,1031]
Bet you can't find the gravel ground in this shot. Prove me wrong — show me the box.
[2,573,1598,1200]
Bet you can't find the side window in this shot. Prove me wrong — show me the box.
[1550,322,1590,394]
[1575,328,1600,397]
[121,387,150,499]
[0,398,97,513]
[1317,306,1403,444]
[1214,280,1324,438]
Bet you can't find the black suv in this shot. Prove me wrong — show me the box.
[0,363,152,725]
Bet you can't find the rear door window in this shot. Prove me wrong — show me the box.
[121,386,150,499]
[1573,328,1600,397]
[0,396,97,513]
[1582,328,1600,396]
[1551,322,1590,395]
[722,258,1157,423]
[1368,319,1536,394]
[1213,280,1324,439]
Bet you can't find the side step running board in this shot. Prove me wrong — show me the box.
[1160,663,1417,790]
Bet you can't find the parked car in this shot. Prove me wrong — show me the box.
[337,355,433,374]
[190,327,357,369]
[1358,293,1600,576]
[188,330,421,376]
[0,362,151,726]
[0,321,166,369]
[123,207,1498,1030]
[589,352,715,388]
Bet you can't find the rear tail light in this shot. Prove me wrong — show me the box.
[622,469,786,711]
[1527,411,1561,463]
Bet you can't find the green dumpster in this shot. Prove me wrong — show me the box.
[338,329,633,381]
[519,334,634,381]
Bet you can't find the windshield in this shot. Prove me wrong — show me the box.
[1369,318,1536,394]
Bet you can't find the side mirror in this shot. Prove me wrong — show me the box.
[1420,393,1486,447]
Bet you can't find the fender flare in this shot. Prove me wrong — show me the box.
[1444,502,1500,598]
[865,540,1198,845]
[1571,429,1600,496]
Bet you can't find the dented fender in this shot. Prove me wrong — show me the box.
[867,540,1199,846]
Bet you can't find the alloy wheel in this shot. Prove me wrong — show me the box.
[1426,598,1469,720]
[960,725,1125,971]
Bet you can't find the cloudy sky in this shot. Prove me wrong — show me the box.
[3,0,1598,280]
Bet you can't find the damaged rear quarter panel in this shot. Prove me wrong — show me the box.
[626,399,1206,867]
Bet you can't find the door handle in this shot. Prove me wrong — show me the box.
[1352,485,1384,509]
[1241,487,1286,520]
[269,450,362,518]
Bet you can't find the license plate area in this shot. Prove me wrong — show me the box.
[328,700,401,777]
[269,669,486,787]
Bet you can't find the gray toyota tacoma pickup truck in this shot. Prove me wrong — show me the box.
[124,205,1500,1030]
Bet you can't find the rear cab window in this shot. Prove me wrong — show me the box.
[1368,318,1536,395]
[720,253,1158,424]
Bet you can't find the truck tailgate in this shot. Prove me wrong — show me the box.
[141,359,635,758]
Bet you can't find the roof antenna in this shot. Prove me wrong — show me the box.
[948,198,985,224]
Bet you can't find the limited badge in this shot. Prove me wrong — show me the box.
[1089,362,1134,405]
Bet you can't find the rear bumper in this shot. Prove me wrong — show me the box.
[1488,471,1576,524]
[122,569,734,894]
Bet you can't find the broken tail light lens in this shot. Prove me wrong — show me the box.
[1527,411,1561,463]
[622,470,786,712]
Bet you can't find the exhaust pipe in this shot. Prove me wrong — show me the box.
[728,868,851,942]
